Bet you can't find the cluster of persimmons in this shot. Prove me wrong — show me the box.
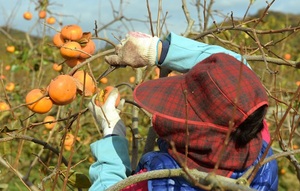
[22,24,120,150]
[24,24,118,116]
[23,10,56,24]
[25,25,98,114]
[52,24,96,68]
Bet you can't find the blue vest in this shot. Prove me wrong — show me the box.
[136,140,278,191]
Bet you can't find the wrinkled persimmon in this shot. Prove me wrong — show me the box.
[61,24,83,41]
[60,41,81,58]
[95,86,120,107]
[25,88,53,114]
[79,40,96,59]
[72,70,96,96]
[48,75,77,105]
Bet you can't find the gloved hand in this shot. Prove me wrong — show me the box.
[88,88,126,137]
[105,32,160,68]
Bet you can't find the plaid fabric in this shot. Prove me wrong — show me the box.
[133,53,268,176]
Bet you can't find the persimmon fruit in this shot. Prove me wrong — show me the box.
[95,86,120,107]
[129,76,135,83]
[52,63,62,72]
[52,33,65,47]
[60,41,81,58]
[5,65,11,71]
[6,46,15,53]
[61,24,83,41]
[72,70,96,96]
[48,75,77,105]
[38,10,47,19]
[79,40,96,58]
[0,102,10,111]
[65,58,85,68]
[284,53,291,60]
[64,145,72,151]
[46,16,56,24]
[23,11,33,20]
[64,133,75,146]
[5,82,15,92]
[99,77,108,84]
[43,115,56,130]
[25,88,53,114]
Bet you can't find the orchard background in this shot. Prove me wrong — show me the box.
[0,0,300,190]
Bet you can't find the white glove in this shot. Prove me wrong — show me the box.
[105,32,160,68]
[88,88,126,137]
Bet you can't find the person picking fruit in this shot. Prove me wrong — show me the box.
[87,32,278,191]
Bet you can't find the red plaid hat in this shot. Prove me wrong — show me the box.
[133,53,269,176]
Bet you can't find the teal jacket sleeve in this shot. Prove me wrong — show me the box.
[160,32,251,73]
[89,136,131,191]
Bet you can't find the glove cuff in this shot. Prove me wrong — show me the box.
[147,36,160,66]
[103,119,126,137]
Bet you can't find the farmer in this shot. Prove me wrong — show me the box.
[87,32,278,191]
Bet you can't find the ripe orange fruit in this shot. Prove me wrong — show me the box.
[72,70,96,96]
[5,82,15,92]
[64,133,75,146]
[61,24,83,41]
[52,33,65,47]
[280,168,286,175]
[284,53,291,60]
[48,75,77,105]
[23,11,33,20]
[0,101,10,111]
[38,10,47,19]
[79,40,96,58]
[25,88,53,114]
[129,76,135,83]
[95,86,120,107]
[65,58,86,68]
[60,41,81,58]
[46,16,56,24]
[43,115,57,130]
[5,65,11,71]
[6,46,15,53]
[99,77,108,84]
[64,145,72,151]
[52,63,62,72]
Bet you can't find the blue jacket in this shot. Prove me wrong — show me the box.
[136,140,278,191]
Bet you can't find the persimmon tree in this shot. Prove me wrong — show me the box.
[0,0,299,190]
